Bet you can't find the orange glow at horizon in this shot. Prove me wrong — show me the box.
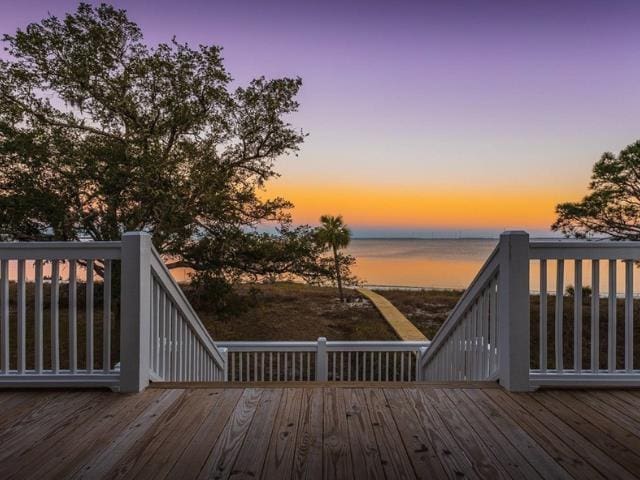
[263,182,586,230]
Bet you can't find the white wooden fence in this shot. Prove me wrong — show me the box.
[0,233,225,391]
[218,339,428,382]
[420,231,640,390]
[4,230,640,392]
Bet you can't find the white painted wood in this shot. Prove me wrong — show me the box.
[102,260,111,374]
[0,243,121,260]
[608,260,617,373]
[35,260,43,374]
[86,260,94,374]
[539,259,547,372]
[17,260,26,374]
[625,260,634,373]
[591,260,600,373]
[51,260,60,374]
[120,232,152,393]
[68,260,77,374]
[1,260,8,374]
[555,259,564,372]
[497,231,531,391]
[574,259,582,372]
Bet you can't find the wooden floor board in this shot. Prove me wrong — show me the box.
[292,388,324,480]
[444,389,542,479]
[230,388,282,479]
[343,388,385,480]
[1,385,640,479]
[383,388,449,478]
[197,388,262,480]
[422,388,510,479]
[483,389,605,479]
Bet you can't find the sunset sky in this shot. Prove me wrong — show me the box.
[2,0,640,237]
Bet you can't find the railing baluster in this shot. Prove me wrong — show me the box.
[625,260,634,373]
[539,259,547,372]
[555,259,564,372]
[1,260,8,374]
[574,259,582,373]
[608,260,617,373]
[35,260,44,374]
[591,260,600,373]
[52,260,60,374]
[68,260,77,374]
[86,260,94,373]
[102,260,111,373]
[17,260,26,374]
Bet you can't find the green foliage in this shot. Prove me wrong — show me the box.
[315,215,354,301]
[552,140,640,239]
[565,285,592,299]
[0,3,305,280]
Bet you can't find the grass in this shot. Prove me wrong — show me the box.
[188,282,397,341]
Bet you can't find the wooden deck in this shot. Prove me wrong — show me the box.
[2,384,640,479]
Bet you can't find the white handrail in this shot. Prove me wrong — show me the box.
[420,245,500,368]
[149,248,225,367]
[220,339,428,382]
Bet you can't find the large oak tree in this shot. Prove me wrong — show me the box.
[0,3,308,281]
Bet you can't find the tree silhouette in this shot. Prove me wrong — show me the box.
[316,215,351,302]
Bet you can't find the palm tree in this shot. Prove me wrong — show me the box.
[316,214,351,302]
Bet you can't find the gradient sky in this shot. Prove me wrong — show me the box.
[2,0,640,236]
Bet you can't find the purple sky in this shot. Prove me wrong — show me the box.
[2,0,640,235]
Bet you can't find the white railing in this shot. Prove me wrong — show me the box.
[0,241,121,388]
[421,231,640,390]
[530,240,640,387]
[420,232,531,390]
[149,246,226,382]
[219,338,429,382]
[420,246,501,382]
[0,232,225,391]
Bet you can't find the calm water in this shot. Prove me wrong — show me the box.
[348,238,640,295]
[346,238,497,289]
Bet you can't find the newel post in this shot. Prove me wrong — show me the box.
[120,232,152,392]
[497,231,531,391]
[316,337,328,381]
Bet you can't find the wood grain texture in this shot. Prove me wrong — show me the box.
[1,386,640,479]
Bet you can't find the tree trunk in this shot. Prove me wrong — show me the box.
[332,244,344,302]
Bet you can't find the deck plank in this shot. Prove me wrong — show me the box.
[534,391,640,476]
[508,391,633,479]
[444,388,542,479]
[403,387,479,479]
[323,387,353,480]
[292,387,324,480]
[483,389,605,479]
[12,390,163,480]
[1,385,640,480]
[48,390,166,479]
[364,387,416,479]
[261,388,304,479]
[167,388,244,479]
[463,388,570,480]
[422,388,509,479]
[72,389,184,479]
[229,388,283,479]
[383,388,449,478]
[343,388,385,480]
[197,388,262,480]
[128,389,228,480]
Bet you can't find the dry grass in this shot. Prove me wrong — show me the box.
[192,282,397,341]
